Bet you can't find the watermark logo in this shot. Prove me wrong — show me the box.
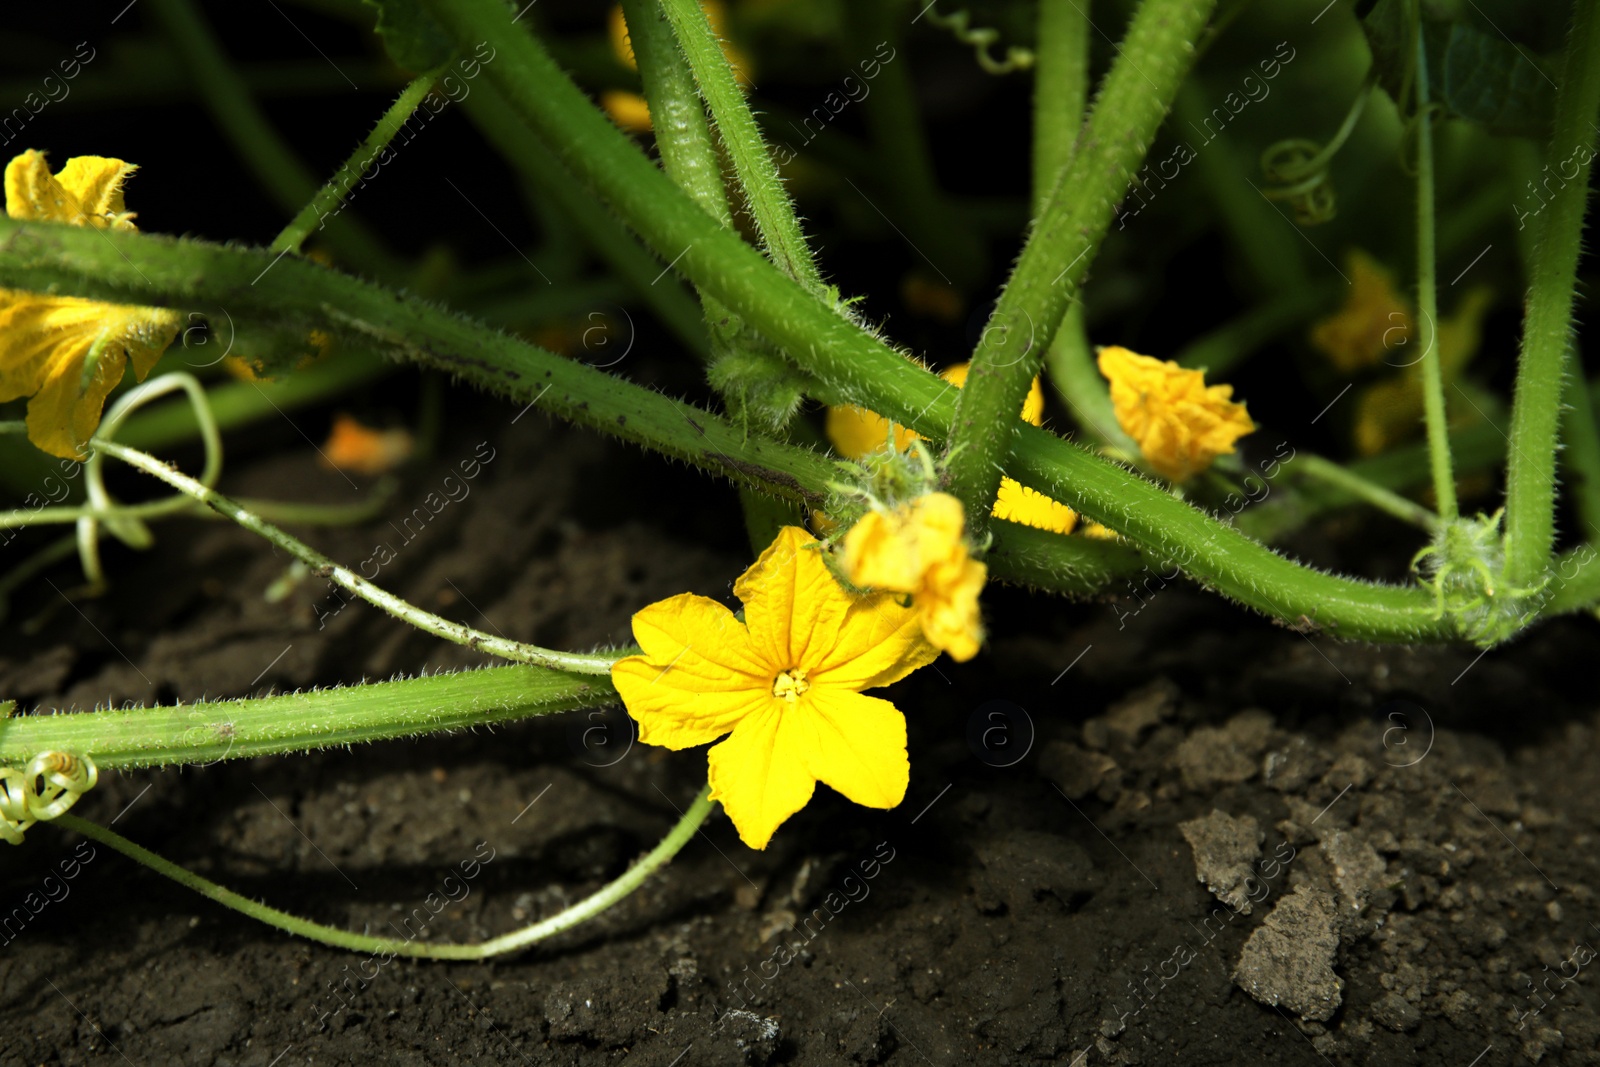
[967,699,1034,767]
[567,705,636,768]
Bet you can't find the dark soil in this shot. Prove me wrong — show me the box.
[4,394,1600,1067]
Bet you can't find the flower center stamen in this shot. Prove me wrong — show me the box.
[771,668,810,703]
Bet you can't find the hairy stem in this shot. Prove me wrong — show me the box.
[145,0,398,275]
[1503,0,1600,588]
[944,0,1215,536]
[1412,31,1457,523]
[658,0,824,293]
[0,665,610,769]
[271,69,443,254]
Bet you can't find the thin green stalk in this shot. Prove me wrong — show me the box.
[1033,2,1119,451]
[1032,0,1090,215]
[145,0,399,276]
[658,0,825,294]
[0,664,610,768]
[1562,367,1600,543]
[271,69,443,255]
[96,439,618,675]
[53,785,712,959]
[1412,34,1457,523]
[1503,0,1600,588]
[1293,453,1438,531]
[945,0,1216,536]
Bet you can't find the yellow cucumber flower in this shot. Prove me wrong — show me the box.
[841,492,987,662]
[0,150,180,459]
[825,363,1079,535]
[1097,346,1255,482]
[1309,249,1411,372]
[612,526,938,850]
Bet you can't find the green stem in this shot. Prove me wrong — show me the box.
[145,0,399,276]
[1032,0,1090,215]
[1412,33,1457,523]
[623,0,804,548]
[1007,428,1450,641]
[944,0,1216,536]
[1562,367,1600,543]
[271,69,443,255]
[1294,453,1438,531]
[658,0,825,293]
[0,194,1444,635]
[118,349,393,455]
[52,784,712,959]
[0,665,610,769]
[1503,0,1600,588]
[621,0,730,227]
[96,439,618,675]
[1033,1,1117,452]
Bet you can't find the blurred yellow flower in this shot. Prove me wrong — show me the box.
[611,526,937,849]
[1310,249,1411,373]
[841,492,986,662]
[1351,286,1493,455]
[825,363,1079,535]
[1097,346,1255,482]
[0,150,180,459]
[601,90,653,133]
[320,413,414,476]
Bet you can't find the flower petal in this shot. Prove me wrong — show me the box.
[993,476,1077,534]
[611,592,770,750]
[796,689,909,811]
[53,156,139,229]
[5,152,137,229]
[811,588,937,690]
[0,294,180,459]
[707,702,816,849]
[733,526,852,673]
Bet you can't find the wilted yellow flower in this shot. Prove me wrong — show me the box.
[841,492,986,662]
[1310,249,1411,372]
[321,413,415,476]
[826,363,1079,534]
[1352,286,1493,455]
[612,526,937,849]
[0,151,180,459]
[1097,346,1255,482]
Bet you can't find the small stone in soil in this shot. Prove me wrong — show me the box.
[1233,884,1344,1022]
[1179,808,1264,914]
